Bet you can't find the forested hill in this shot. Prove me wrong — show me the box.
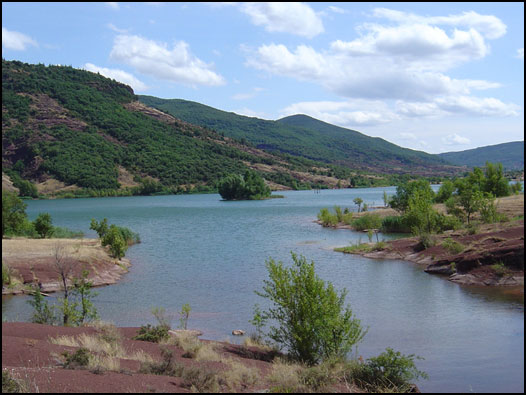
[2,60,362,197]
[438,141,524,170]
[139,96,458,176]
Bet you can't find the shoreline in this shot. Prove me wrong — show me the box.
[2,238,131,295]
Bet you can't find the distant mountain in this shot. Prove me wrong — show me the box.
[438,142,524,170]
[2,60,358,196]
[139,96,459,177]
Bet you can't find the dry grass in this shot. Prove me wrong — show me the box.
[220,360,260,391]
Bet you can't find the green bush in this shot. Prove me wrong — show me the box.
[348,348,428,392]
[218,170,271,200]
[133,324,170,343]
[62,347,91,369]
[2,370,24,393]
[381,216,411,233]
[317,208,338,227]
[351,213,382,231]
[33,213,53,238]
[441,238,464,255]
[255,253,367,365]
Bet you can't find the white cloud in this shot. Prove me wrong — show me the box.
[232,87,264,100]
[517,48,524,60]
[246,8,518,122]
[105,2,119,10]
[442,133,471,145]
[2,27,37,51]
[280,100,399,127]
[83,63,148,92]
[399,132,417,140]
[107,23,128,33]
[232,107,270,119]
[110,34,225,87]
[328,6,346,14]
[434,96,520,117]
[372,8,506,39]
[239,2,324,38]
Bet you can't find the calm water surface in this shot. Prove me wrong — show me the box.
[2,188,524,393]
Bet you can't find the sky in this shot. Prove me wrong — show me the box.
[2,2,524,154]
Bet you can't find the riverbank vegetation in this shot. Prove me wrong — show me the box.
[217,170,271,200]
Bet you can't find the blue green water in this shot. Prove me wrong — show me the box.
[2,188,524,393]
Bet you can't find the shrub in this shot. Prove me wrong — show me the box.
[62,347,91,369]
[2,263,12,286]
[27,286,56,325]
[133,324,170,343]
[218,170,270,200]
[2,370,24,393]
[381,216,411,233]
[441,238,464,255]
[351,213,382,231]
[33,213,53,238]
[347,348,428,392]
[101,225,127,259]
[317,208,338,227]
[255,253,367,365]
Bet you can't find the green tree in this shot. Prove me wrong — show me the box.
[34,213,53,238]
[482,162,510,197]
[27,286,56,325]
[71,270,99,325]
[255,252,367,365]
[405,188,438,235]
[217,170,270,200]
[434,180,455,203]
[455,178,484,224]
[353,197,363,213]
[90,218,108,238]
[389,180,434,212]
[102,224,127,259]
[2,191,28,237]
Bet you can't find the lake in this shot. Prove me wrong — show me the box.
[2,187,524,393]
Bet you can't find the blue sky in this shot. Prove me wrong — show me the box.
[2,2,524,154]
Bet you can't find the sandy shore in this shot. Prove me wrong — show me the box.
[2,238,130,295]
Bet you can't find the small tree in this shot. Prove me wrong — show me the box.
[179,303,191,330]
[34,213,53,238]
[71,270,99,325]
[2,191,28,237]
[101,225,127,259]
[255,253,367,365]
[353,197,363,213]
[27,286,56,325]
[90,218,108,238]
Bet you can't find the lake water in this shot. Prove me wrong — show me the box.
[2,187,524,393]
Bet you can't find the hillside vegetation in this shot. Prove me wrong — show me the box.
[2,60,366,197]
[139,95,459,177]
[438,141,524,170]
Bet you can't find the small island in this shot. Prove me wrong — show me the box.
[218,169,273,200]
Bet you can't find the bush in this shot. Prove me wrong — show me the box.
[2,370,24,393]
[133,324,170,343]
[441,238,464,255]
[62,347,91,369]
[317,208,338,227]
[255,253,367,365]
[351,213,382,231]
[381,216,411,233]
[218,170,271,200]
[33,213,53,238]
[348,348,428,392]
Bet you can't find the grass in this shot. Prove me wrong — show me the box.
[334,241,388,254]
[441,238,465,255]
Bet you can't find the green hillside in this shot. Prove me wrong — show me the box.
[139,96,456,177]
[438,142,524,170]
[2,60,348,197]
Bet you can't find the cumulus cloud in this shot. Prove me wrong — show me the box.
[280,100,399,127]
[105,2,119,10]
[372,8,506,39]
[2,27,37,51]
[83,63,148,92]
[239,2,324,38]
[110,34,225,87]
[442,133,471,145]
[246,8,518,121]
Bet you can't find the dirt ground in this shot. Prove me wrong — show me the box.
[1,322,361,393]
[2,238,130,295]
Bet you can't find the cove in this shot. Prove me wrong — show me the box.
[2,188,523,393]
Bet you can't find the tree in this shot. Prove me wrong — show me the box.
[389,180,435,212]
[353,197,363,213]
[101,225,127,259]
[52,242,77,325]
[405,188,438,235]
[34,213,53,238]
[482,162,510,197]
[217,170,271,200]
[2,191,28,237]
[255,252,367,365]
[71,270,99,325]
[90,218,108,238]
[455,178,484,224]
[434,180,455,203]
